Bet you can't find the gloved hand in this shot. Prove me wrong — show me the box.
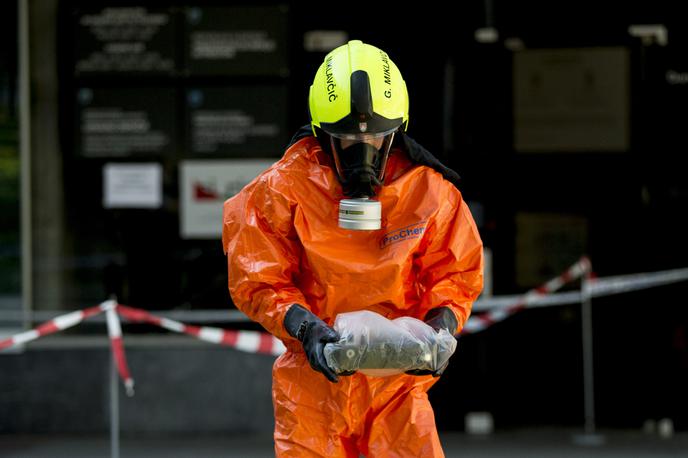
[284,304,341,383]
[406,306,458,377]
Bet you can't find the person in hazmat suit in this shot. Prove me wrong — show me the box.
[222,40,483,457]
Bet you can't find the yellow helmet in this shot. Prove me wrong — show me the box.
[309,40,409,137]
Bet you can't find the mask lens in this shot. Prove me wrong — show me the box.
[329,131,396,188]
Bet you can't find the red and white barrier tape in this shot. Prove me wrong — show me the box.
[0,301,111,350]
[0,255,620,391]
[115,304,286,356]
[1,255,685,400]
[0,301,285,394]
[461,256,592,335]
[107,305,286,394]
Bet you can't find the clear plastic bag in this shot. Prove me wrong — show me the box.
[323,310,457,377]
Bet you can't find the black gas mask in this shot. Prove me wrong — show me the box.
[329,130,396,198]
[325,129,396,231]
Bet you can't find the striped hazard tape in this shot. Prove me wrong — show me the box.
[108,305,286,394]
[5,255,685,393]
[0,300,139,395]
[461,256,592,335]
[0,300,112,350]
[0,304,286,357]
[0,301,286,395]
[115,305,286,356]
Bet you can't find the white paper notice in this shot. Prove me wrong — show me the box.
[103,163,163,209]
[180,159,274,239]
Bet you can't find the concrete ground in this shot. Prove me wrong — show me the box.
[1,429,687,458]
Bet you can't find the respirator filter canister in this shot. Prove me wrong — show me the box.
[338,198,381,230]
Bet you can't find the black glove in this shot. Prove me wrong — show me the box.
[406,306,458,377]
[284,304,341,383]
[424,306,458,335]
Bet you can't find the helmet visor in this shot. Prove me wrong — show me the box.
[328,126,398,142]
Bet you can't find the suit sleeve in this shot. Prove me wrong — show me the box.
[222,176,306,342]
[414,186,484,332]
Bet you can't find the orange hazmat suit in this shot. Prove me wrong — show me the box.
[223,132,483,457]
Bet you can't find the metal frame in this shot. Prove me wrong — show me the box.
[19,0,32,331]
